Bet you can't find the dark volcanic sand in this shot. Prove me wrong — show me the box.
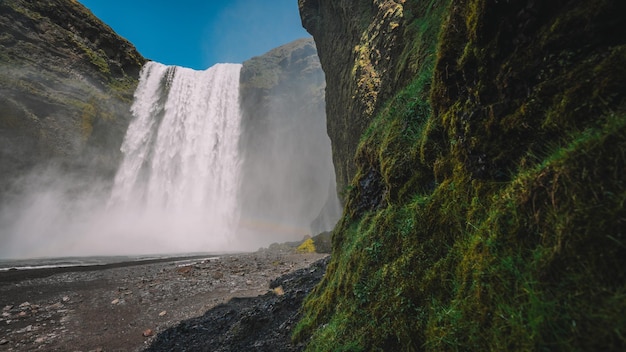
[0,251,328,351]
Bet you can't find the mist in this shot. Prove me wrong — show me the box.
[0,165,250,259]
[238,91,340,245]
[237,40,340,247]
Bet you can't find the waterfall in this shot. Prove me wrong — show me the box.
[0,57,339,259]
[108,61,243,248]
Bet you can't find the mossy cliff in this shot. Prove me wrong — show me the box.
[0,0,144,191]
[297,0,626,350]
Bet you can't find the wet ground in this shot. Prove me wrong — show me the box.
[0,250,328,351]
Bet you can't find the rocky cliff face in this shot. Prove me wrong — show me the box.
[299,0,409,193]
[239,38,340,241]
[0,0,144,193]
[297,0,626,350]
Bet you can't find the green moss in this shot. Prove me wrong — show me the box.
[6,1,43,21]
[297,238,317,253]
[79,41,110,75]
[108,76,138,103]
[296,0,626,350]
[80,102,95,140]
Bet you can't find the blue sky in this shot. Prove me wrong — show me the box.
[79,0,311,70]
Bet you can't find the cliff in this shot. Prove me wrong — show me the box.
[299,1,410,194]
[297,0,626,350]
[239,38,340,242]
[0,0,144,192]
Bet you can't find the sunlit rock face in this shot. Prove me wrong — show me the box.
[0,0,145,194]
[298,0,408,193]
[239,38,340,243]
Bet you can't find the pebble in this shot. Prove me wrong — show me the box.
[0,339,8,345]
[111,298,120,305]
[62,296,70,302]
[159,310,167,317]
[211,271,224,279]
[2,305,12,312]
[48,302,64,310]
[142,328,154,337]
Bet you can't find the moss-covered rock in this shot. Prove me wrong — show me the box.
[0,0,145,193]
[297,0,626,350]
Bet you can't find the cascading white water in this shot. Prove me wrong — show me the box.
[108,61,243,249]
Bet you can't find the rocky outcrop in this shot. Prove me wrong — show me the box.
[0,0,144,193]
[239,38,340,239]
[297,0,626,350]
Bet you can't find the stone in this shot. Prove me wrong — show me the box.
[111,298,120,305]
[158,311,167,317]
[273,286,285,296]
[143,329,154,337]
[176,266,193,275]
[211,271,224,279]
[48,302,64,310]
[0,339,8,345]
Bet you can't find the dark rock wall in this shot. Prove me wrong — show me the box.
[0,0,144,193]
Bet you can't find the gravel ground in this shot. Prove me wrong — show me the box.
[0,250,328,352]
[145,256,329,352]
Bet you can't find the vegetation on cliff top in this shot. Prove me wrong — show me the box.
[296,0,626,350]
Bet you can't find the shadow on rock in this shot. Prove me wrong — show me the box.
[143,256,329,352]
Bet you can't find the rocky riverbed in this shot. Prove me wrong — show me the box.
[0,249,328,351]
